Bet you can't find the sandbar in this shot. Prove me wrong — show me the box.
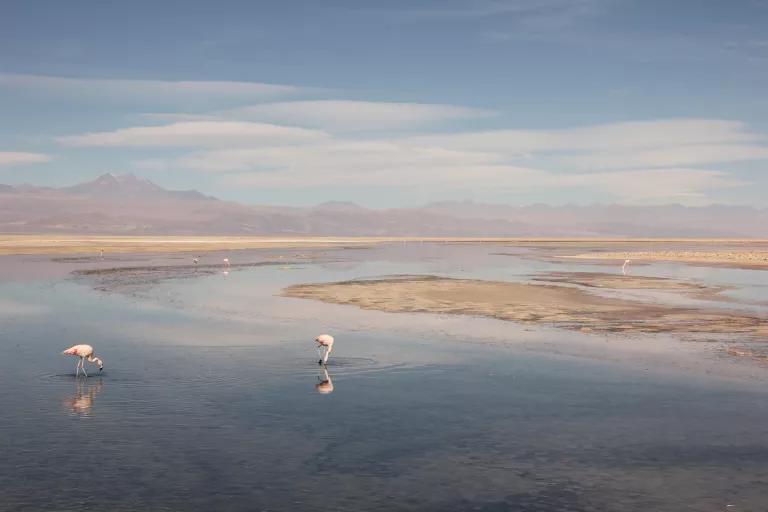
[283,276,768,338]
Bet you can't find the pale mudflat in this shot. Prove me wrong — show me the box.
[531,271,730,299]
[564,249,768,268]
[283,275,768,339]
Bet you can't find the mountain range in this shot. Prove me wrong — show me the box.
[1,173,767,237]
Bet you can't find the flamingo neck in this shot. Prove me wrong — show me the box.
[87,355,103,368]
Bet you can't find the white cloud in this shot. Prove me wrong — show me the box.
[0,73,304,102]
[167,135,743,205]
[556,144,768,170]
[123,117,762,205]
[557,168,743,204]
[219,163,543,189]
[139,113,221,122]
[58,121,329,147]
[379,0,603,29]
[404,119,763,153]
[0,152,52,167]
[217,163,740,206]
[178,141,501,173]
[228,100,497,131]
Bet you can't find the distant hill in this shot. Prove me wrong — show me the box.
[64,173,215,201]
[1,174,767,237]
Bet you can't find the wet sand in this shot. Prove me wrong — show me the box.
[564,250,768,268]
[531,271,731,300]
[283,275,768,338]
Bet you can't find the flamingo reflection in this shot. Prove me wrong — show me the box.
[315,367,334,394]
[65,378,103,416]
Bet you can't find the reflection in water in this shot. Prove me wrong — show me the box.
[315,367,334,394]
[64,378,103,416]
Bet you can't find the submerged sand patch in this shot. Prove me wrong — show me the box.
[283,276,768,338]
[531,271,731,301]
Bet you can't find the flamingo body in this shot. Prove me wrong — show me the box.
[62,344,104,377]
[315,334,334,365]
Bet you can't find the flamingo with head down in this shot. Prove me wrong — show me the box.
[315,334,334,365]
[62,344,104,377]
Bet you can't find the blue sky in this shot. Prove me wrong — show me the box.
[1,0,767,207]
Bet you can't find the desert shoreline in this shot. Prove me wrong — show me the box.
[2,234,768,260]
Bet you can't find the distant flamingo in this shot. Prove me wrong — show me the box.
[223,257,230,267]
[622,259,631,275]
[62,344,104,377]
[315,334,334,365]
[315,367,334,394]
[193,257,199,265]
[99,248,104,259]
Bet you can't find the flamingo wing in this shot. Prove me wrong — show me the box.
[61,344,93,357]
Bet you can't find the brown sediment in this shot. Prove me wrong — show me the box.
[283,276,768,338]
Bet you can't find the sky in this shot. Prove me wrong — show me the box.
[1,0,767,208]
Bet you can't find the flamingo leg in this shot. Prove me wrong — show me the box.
[323,347,332,365]
[75,358,80,377]
[317,345,324,365]
[81,358,88,378]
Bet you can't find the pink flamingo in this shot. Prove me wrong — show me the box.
[223,257,230,267]
[315,334,334,365]
[622,259,631,275]
[62,344,104,377]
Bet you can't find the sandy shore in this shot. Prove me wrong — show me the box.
[3,235,768,258]
[283,275,768,339]
[564,250,768,268]
[0,235,387,255]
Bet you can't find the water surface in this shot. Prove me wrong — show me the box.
[2,244,768,511]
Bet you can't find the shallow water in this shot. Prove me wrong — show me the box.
[2,244,768,511]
